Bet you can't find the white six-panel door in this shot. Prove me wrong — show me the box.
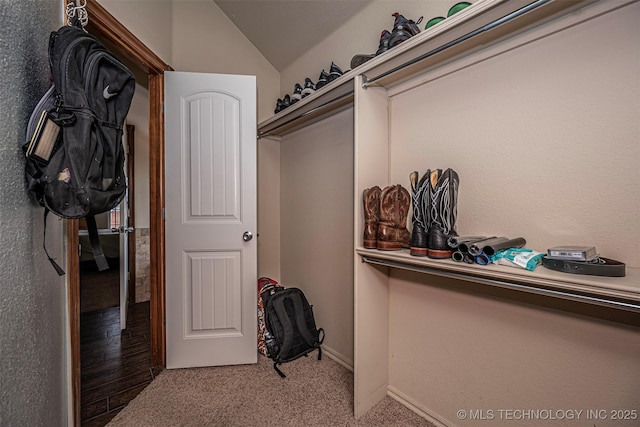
[164,71,257,368]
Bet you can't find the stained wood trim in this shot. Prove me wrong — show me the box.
[66,219,81,426]
[149,73,167,366]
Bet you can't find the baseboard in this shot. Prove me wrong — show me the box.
[321,345,353,371]
[387,385,454,427]
[323,350,452,426]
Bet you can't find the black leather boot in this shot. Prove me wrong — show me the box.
[427,169,459,259]
[409,170,430,256]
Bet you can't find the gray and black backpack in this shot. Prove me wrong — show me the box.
[23,24,135,274]
[261,283,325,377]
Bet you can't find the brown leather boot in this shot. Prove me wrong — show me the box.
[362,186,381,249]
[377,184,411,250]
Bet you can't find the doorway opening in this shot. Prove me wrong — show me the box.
[66,1,172,424]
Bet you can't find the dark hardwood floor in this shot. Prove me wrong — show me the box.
[80,261,162,426]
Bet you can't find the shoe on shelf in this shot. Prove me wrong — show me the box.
[301,77,316,97]
[274,99,282,114]
[291,83,303,103]
[274,94,293,114]
[375,29,392,56]
[409,170,431,256]
[388,12,423,48]
[426,168,459,259]
[282,94,291,109]
[350,29,391,69]
[315,70,330,90]
[362,186,381,249]
[377,184,411,251]
[328,62,345,81]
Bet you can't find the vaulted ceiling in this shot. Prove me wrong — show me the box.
[213,0,373,71]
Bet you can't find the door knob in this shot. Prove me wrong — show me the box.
[242,231,253,242]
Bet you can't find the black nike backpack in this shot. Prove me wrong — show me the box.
[23,24,135,274]
[262,284,325,377]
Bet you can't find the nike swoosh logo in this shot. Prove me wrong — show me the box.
[103,85,117,100]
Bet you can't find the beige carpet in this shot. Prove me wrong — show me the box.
[107,353,434,426]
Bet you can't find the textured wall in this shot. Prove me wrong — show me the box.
[0,2,67,425]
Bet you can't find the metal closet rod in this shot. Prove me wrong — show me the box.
[360,256,640,313]
[362,0,550,88]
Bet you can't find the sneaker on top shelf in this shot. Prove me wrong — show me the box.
[301,77,316,97]
[375,29,392,55]
[350,29,392,69]
[274,98,284,114]
[388,12,423,48]
[282,94,291,109]
[315,70,330,90]
[328,62,345,81]
[291,83,303,102]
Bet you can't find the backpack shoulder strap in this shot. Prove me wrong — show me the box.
[273,362,286,378]
[269,294,295,361]
[85,215,109,271]
[43,209,65,276]
[288,289,319,348]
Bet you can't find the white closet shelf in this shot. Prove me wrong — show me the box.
[258,75,354,138]
[357,248,640,312]
[258,0,590,138]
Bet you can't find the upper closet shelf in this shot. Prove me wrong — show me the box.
[257,0,590,138]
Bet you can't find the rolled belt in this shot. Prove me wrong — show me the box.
[541,256,626,277]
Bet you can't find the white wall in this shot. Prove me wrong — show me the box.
[257,137,281,280]
[389,0,640,268]
[280,108,355,365]
[389,270,640,427]
[383,2,640,425]
[276,0,640,424]
[280,1,454,100]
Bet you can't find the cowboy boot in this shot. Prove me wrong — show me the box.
[409,170,431,256]
[427,169,459,258]
[362,186,381,249]
[377,184,411,251]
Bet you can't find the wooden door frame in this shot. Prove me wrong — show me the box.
[66,1,171,424]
